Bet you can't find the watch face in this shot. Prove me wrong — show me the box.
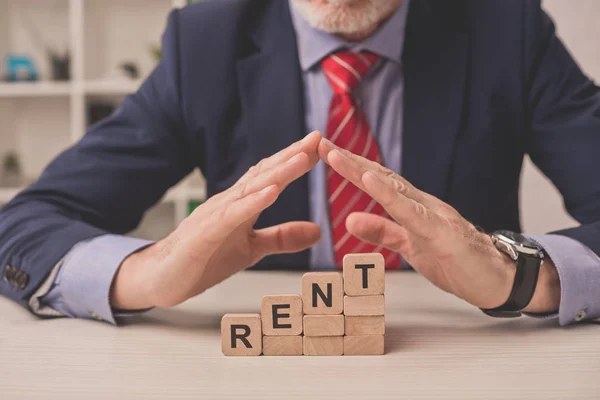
[495,230,540,250]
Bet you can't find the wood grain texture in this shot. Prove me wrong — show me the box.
[221,313,262,356]
[303,336,344,356]
[303,315,345,336]
[261,294,303,335]
[1,271,598,399]
[301,272,344,315]
[262,336,303,356]
[344,335,385,355]
[345,316,385,335]
[343,253,385,296]
[344,295,385,316]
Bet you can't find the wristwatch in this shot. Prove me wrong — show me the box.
[480,230,544,318]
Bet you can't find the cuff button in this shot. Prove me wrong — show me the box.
[15,273,28,289]
[90,312,103,321]
[3,266,29,289]
[574,310,587,322]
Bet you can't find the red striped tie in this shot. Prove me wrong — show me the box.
[321,51,401,269]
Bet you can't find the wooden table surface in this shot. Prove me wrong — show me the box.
[1,271,598,399]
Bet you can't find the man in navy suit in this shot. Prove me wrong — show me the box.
[1,0,599,325]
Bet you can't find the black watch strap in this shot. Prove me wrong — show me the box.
[480,254,542,318]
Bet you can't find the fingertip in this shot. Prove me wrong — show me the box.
[345,212,363,234]
[301,223,323,250]
[260,184,280,201]
[321,137,334,148]
[345,211,358,226]
[301,131,322,152]
[256,221,323,257]
[327,149,343,166]
[317,137,332,160]
[308,223,322,242]
[311,130,323,140]
[362,171,383,190]
[290,221,322,249]
[288,151,310,166]
[299,151,313,168]
[362,170,374,183]
[302,130,321,142]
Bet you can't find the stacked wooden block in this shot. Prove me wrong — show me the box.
[221,253,385,356]
[341,253,386,355]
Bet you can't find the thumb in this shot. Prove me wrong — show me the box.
[346,212,410,253]
[252,221,321,260]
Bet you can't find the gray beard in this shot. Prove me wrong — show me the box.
[290,0,401,37]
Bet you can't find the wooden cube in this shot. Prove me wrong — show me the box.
[344,295,385,316]
[303,315,344,337]
[301,272,343,315]
[344,335,385,355]
[262,336,303,356]
[261,294,303,336]
[343,253,385,296]
[303,336,344,356]
[345,316,385,335]
[221,314,262,356]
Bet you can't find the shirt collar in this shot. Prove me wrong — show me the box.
[289,0,410,71]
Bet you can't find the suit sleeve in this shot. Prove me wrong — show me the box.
[525,4,600,253]
[523,3,600,323]
[32,235,154,324]
[528,234,600,325]
[0,9,195,310]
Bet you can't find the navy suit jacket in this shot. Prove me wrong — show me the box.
[1,0,600,309]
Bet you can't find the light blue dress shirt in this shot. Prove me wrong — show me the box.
[38,0,600,326]
[293,0,409,269]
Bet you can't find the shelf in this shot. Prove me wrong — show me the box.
[0,80,139,98]
[172,0,188,8]
[0,82,71,98]
[187,187,207,200]
[84,79,143,96]
[163,186,206,203]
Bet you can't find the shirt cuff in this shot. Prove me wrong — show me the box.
[528,234,600,326]
[38,234,154,325]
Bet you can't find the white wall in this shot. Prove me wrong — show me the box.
[84,0,171,80]
[519,0,600,233]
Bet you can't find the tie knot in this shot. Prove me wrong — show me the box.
[321,51,380,94]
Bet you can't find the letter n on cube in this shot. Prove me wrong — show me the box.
[301,272,343,315]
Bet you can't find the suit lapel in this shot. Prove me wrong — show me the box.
[236,0,310,268]
[236,2,306,163]
[402,0,469,200]
[234,0,468,267]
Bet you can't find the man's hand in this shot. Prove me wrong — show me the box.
[318,139,561,313]
[110,131,323,310]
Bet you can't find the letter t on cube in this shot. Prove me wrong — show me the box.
[343,253,385,296]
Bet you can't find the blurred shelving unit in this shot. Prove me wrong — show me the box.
[0,82,72,98]
[0,0,205,238]
[83,79,143,96]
